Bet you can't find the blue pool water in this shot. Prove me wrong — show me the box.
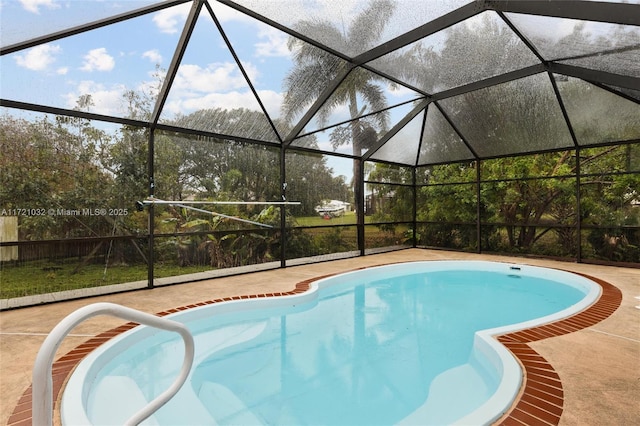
[61,261,599,425]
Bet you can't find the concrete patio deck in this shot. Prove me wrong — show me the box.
[1,249,638,425]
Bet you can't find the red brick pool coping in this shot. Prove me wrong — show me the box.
[7,269,622,426]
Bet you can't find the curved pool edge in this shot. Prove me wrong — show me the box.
[8,262,623,426]
[491,271,623,425]
[453,265,603,426]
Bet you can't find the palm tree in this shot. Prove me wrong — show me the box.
[281,0,396,223]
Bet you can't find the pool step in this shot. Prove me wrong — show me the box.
[397,364,491,425]
[198,381,263,425]
[91,376,160,425]
[92,376,218,425]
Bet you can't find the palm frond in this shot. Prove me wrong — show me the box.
[291,19,349,53]
[348,0,395,52]
[281,1,395,149]
[282,61,338,123]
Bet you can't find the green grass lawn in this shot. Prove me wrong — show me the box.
[293,211,357,226]
[293,212,383,226]
[1,215,407,299]
[0,260,210,299]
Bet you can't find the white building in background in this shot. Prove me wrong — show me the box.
[314,200,351,218]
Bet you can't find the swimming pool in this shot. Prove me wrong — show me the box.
[61,261,600,425]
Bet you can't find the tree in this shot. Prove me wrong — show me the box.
[168,108,283,214]
[395,12,640,258]
[415,162,478,250]
[166,108,350,216]
[285,151,354,216]
[479,152,577,253]
[100,68,165,207]
[367,163,414,222]
[414,145,640,259]
[281,0,396,222]
[104,124,149,208]
[580,145,640,262]
[0,114,113,239]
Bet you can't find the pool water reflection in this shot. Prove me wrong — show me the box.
[63,261,598,425]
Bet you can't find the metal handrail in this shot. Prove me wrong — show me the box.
[32,302,195,426]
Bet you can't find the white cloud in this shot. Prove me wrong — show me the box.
[152,3,190,34]
[14,44,60,70]
[141,56,283,120]
[64,80,127,115]
[209,2,255,25]
[56,67,68,75]
[255,27,290,57]
[242,62,260,83]
[162,88,283,118]
[182,90,259,111]
[387,84,416,99]
[142,49,163,64]
[172,62,250,93]
[80,48,115,72]
[255,89,284,119]
[19,0,59,14]
[209,2,291,58]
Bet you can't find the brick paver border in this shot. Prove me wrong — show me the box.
[7,268,621,426]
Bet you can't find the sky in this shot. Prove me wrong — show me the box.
[5,0,629,124]
[0,0,429,179]
[1,0,636,178]
[1,0,292,118]
[0,0,421,122]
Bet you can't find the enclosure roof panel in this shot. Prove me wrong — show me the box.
[227,0,472,58]
[1,0,638,166]
[367,11,542,95]
[0,0,175,49]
